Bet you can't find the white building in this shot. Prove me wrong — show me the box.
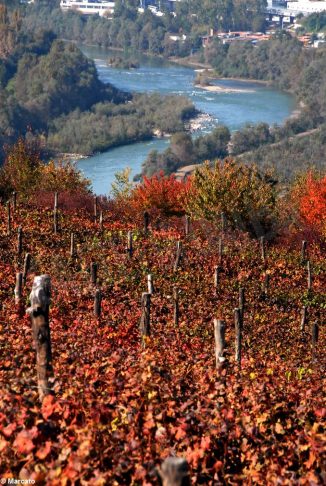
[286,0,326,14]
[60,0,115,17]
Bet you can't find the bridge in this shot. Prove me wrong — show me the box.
[264,7,299,25]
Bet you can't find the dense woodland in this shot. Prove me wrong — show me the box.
[0,4,195,161]
[0,139,325,483]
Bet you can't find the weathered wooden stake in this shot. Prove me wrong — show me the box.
[27,275,52,401]
[312,321,319,359]
[144,211,149,235]
[94,196,98,222]
[147,274,154,294]
[301,240,307,264]
[23,253,31,284]
[159,457,190,486]
[218,237,223,265]
[173,287,179,327]
[127,231,133,258]
[307,260,312,291]
[174,241,182,272]
[221,212,226,233]
[12,191,17,212]
[263,273,269,296]
[260,236,266,262]
[70,232,75,258]
[53,207,58,234]
[140,292,151,343]
[7,201,11,235]
[300,306,307,332]
[17,226,23,257]
[15,272,23,305]
[53,192,58,234]
[214,319,226,369]
[94,289,102,318]
[234,308,241,366]
[214,265,220,295]
[239,287,245,327]
[185,215,190,236]
[91,262,98,285]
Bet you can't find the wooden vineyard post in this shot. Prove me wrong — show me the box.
[12,191,17,212]
[234,308,242,367]
[307,260,312,292]
[91,262,98,285]
[174,241,182,272]
[260,236,266,263]
[185,215,190,236]
[94,196,98,222]
[173,287,179,327]
[144,211,149,236]
[159,457,190,486]
[263,272,269,297]
[221,212,226,234]
[94,289,102,318]
[14,272,23,305]
[140,292,151,346]
[301,240,307,264]
[312,322,319,359]
[147,274,154,294]
[23,253,31,284]
[53,192,58,234]
[218,237,223,266]
[70,232,75,258]
[239,287,245,327]
[214,265,220,295]
[127,231,133,258]
[300,306,307,332]
[214,319,226,370]
[17,226,23,257]
[27,275,52,401]
[7,201,11,235]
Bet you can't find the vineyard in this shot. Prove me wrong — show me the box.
[0,193,325,485]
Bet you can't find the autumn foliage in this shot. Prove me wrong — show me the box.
[130,172,191,216]
[298,171,326,236]
[185,159,277,236]
[0,140,324,484]
[0,137,91,202]
[0,195,324,484]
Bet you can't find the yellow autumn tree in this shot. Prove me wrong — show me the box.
[185,159,277,237]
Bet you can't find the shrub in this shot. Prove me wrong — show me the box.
[0,137,91,202]
[185,159,277,237]
[290,170,326,238]
[131,172,191,216]
[39,159,91,195]
[0,137,42,199]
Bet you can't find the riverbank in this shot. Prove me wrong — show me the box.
[194,84,255,94]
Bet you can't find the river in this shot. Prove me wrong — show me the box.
[78,46,295,195]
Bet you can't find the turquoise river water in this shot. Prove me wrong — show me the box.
[78,46,295,195]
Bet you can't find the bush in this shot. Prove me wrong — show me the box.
[0,137,91,202]
[0,137,42,199]
[130,171,191,216]
[290,170,326,238]
[185,159,277,237]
